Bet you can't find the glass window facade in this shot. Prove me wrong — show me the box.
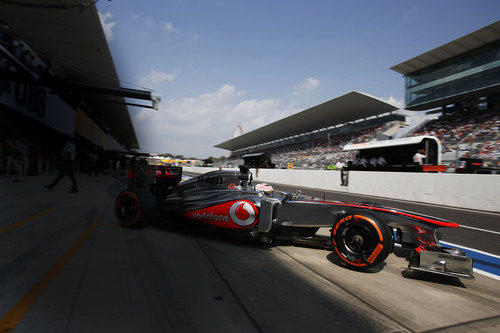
[405,41,500,109]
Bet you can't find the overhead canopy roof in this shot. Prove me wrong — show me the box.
[0,0,140,149]
[391,20,500,75]
[215,91,399,152]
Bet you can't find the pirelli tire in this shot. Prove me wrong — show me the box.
[115,188,156,228]
[331,211,393,270]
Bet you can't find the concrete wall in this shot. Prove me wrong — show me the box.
[184,167,500,212]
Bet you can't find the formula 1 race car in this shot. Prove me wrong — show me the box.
[115,164,474,280]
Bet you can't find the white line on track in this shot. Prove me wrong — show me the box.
[439,241,500,259]
[473,268,500,281]
[458,224,500,235]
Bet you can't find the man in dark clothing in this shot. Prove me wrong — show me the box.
[88,151,99,177]
[44,136,78,193]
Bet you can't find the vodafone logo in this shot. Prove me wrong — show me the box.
[229,201,256,226]
[185,200,258,229]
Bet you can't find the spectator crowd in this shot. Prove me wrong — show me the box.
[223,123,392,169]
[220,107,499,171]
[413,107,499,162]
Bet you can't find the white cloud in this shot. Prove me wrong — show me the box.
[293,77,320,95]
[381,96,404,109]
[98,12,115,41]
[138,70,176,87]
[162,21,178,34]
[133,85,297,157]
[145,18,156,26]
[131,14,140,20]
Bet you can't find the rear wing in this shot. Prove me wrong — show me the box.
[155,165,182,191]
[128,163,182,190]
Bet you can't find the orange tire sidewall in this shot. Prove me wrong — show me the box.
[115,191,142,227]
[332,214,385,267]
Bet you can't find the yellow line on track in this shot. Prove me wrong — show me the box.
[0,221,100,332]
[0,208,54,236]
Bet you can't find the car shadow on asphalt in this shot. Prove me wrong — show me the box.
[151,220,273,251]
[325,252,387,273]
[401,269,466,288]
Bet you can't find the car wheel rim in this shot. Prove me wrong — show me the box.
[118,194,139,223]
[342,224,374,257]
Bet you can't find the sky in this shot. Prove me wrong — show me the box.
[96,0,500,158]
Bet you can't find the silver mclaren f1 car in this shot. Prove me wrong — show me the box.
[115,164,474,280]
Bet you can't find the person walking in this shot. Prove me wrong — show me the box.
[12,139,27,182]
[1,139,13,175]
[88,150,99,177]
[44,135,78,193]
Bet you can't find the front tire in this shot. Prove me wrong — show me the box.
[331,211,392,269]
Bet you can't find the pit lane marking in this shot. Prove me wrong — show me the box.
[472,269,500,281]
[0,221,99,332]
[0,208,54,236]
[457,225,500,235]
[439,241,500,259]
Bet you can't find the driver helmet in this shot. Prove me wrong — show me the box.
[255,183,274,196]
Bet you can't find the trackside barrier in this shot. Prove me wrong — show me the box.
[184,167,500,212]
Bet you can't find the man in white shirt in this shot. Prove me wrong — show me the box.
[413,149,426,165]
[335,159,345,171]
[44,135,78,193]
[336,158,348,186]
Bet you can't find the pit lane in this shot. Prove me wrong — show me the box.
[0,173,498,332]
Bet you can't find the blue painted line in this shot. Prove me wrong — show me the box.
[440,241,500,277]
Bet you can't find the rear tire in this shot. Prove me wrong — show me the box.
[115,189,155,228]
[331,211,392,269]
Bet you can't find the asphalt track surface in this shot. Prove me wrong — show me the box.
[0,172,499,332]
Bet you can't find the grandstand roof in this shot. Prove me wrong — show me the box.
[215,91,399,152]
[391,20,500,75]
[0,1,139,149]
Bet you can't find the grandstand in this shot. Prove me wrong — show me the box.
[215,91,404,169]
[391,20,500,166]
